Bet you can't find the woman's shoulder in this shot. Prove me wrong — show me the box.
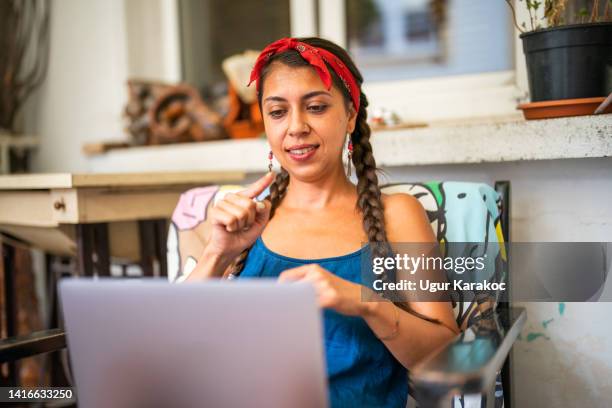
[381,192,436,243]
[381,191,423,212]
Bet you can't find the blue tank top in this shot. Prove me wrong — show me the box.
[239,236,408,408]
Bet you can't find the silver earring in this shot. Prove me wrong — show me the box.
[346,135,353,177]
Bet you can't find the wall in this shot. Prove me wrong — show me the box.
[24,0,129,173]
[383,157,612,407]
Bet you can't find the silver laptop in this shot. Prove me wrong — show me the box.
[59,278,328,408]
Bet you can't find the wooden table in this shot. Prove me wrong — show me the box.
[0,171,244,386]
[0,171,244,274]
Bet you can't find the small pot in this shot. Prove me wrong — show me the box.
[520,22,612,102]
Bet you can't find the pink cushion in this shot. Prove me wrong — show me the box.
[171,186,219,230]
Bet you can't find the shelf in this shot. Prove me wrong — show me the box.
[88,115,612,173]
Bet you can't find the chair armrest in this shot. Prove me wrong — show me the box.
[409,307,526,406]
[0,329,66,363]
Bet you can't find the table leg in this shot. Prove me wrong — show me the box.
[75,223,110,277]
[155,219,168,278]
[92,224,110,277]
[75,225,93,277]
[139,221,154,277]
[139,219,168,278]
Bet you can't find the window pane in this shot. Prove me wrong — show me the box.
[179,0,290,92]
[346,0,513,82]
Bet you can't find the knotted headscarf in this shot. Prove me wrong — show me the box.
[248,38,360,111]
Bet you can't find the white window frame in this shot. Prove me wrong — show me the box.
[124,0,182,82]
[290,0,531,123]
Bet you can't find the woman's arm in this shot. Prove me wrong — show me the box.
[184,246,235,281]
[279,193,459,369]
[361,296,458,369]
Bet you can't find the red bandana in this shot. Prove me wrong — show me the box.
[248,37,361,112]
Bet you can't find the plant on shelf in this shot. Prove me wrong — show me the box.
[505,0,611,105]
[506,0,610,32]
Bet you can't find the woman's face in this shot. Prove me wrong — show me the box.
[261,62,357,182]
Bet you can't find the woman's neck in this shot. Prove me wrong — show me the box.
[282,164,356,210]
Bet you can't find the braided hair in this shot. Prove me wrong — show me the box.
[228,38,444,325]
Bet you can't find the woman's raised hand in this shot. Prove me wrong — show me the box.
[206,172,275,262]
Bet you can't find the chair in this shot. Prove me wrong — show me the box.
[167,180,525,408]
[380,181,522,408]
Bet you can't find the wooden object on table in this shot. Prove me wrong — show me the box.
[220,51,263,138]
[82,140,130,156]
[222,83,264,139]
[148,84,227,144]
[124,79,173,145]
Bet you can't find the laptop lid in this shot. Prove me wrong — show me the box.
[59,278,328,408]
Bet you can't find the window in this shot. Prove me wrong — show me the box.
[347,0,444,80]
[346,0,512,82]
[178,0,291,93]
[311,0,523,122]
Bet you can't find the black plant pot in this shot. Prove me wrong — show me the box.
[520,22,612,102]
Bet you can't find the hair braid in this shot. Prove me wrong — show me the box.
[227,169,290,277]
[350,91,390,261]
[350,92,443,325]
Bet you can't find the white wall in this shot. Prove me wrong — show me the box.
[383,158,612,407]
[25,0,129,173]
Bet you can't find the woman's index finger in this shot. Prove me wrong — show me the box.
[238,172,276,199]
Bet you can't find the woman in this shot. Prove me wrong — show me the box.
[185,37,459,407]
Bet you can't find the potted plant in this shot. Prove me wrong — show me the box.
[506,0,611,106]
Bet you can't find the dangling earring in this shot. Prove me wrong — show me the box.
[346,136,353,177]
[268,150,273,172]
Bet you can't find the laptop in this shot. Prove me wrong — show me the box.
[59,278,328,408]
